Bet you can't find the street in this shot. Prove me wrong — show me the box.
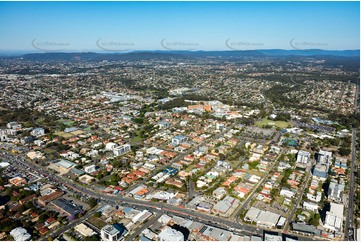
[344,128,357,241]
[1,147,320,241]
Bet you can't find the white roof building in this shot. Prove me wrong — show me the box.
[105,142,118,151]
[303,201,319,212]
[244,207,261,222]
[10,227,31,241]
[158,214,172,225]
[257,211,281,228]
[84,164,97,174]
[158,226,184,241]
[132,210,152,223]
[324,203,344,232]
[75,223,96,237]
[0,162,10,168]
[297,150,311,164]
[264,233,282,241]
[280,188,296,198]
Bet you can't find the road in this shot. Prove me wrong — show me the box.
[344,128,357,241]
[355,83,359,114]
[233,149,285,220]
[2,150,265,237]
[283,162,313,232]
[1,147,319,241]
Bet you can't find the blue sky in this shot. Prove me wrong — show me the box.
[0,1,359,52]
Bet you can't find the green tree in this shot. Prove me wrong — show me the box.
[94,211,101,218]
[88,198,97,208]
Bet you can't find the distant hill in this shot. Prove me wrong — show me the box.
[6,52,187,62]
[0,49,359,62]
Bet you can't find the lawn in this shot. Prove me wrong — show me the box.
[54,131,73,138]
[185,164,195,172]
[87,216,107,229]
[43,148,56,154]
[57,119,75,126]
[131,135,143,144]
[255,118,291,129]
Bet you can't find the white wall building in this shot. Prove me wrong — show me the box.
[105,142,118,151]
[113,144,131,156]
[324,203,344,232]
[303,201,319,212]
[101,224,127,241]
[84,164,97,174]
[280,188,296,199]
[31,127,45,137]
[297,150,311,164]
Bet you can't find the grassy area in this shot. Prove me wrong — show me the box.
[248,169,265,177]
[43,148,56,154]
[131,135,143,144]
[275,195,284,204]
[185,164,195,172]
[255,118,291,129]
[54,131,74,138]
[87,216,107,229]
[57,119,75,126]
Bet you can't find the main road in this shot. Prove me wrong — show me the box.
[1,148,318,241]
[344,128,357,241]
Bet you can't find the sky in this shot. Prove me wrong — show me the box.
[0,1,359,52]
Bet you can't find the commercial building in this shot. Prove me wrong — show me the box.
[291,222,321,236]
[324,203,344,232]
[313,162,329,179]
[312,150,332,179]
[198,225,232,241]
[186,196,213,212]
[158,226,184,241]
[101,224,128,241]
[296,150,311,164]
[38,190,64,206]
[132,209,152,223]
[328,180,345,202]
[264,233,282,241]
[317,150,333,164]
[113,144,131,156]
[75,223,96,237]
[51,198,82,218]
[244,207,284,228]
[212,196,240,216]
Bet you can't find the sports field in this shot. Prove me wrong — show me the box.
[255,118,291,129]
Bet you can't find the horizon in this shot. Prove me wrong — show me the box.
[0,48,360,57]
[0,1,360,52]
